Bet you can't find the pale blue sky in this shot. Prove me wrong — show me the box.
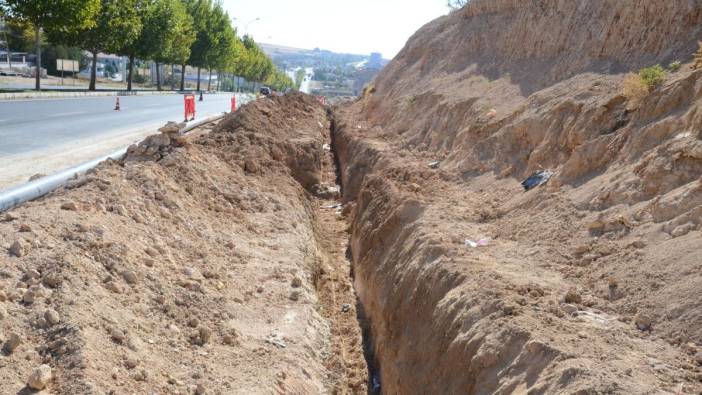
[222,0,449,58]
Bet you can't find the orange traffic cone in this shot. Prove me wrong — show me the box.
[114,97,121,111]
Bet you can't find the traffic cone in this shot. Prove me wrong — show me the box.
[199,91,204,102]
[114,97,121,111]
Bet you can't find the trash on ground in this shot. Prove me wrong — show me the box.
[323,143,331,151]
[521,170,554,191]
[465,238,491,248]
[322,203,342,209]
[428,161,440,169]
[265,333,287,348]
[341,303,351,312]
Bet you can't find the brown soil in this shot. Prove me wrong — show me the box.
[330,0,702,393]
[0,93,367,394]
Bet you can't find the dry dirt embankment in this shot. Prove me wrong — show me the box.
[333,0,702,393]
[0,93,367,394]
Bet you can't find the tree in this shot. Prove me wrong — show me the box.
[1,0,100,90]
[447,0,470,10]
[53,0,141,90]
[184,0,214,91]
[121,0,193,91]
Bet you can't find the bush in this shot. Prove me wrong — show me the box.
[622,73,648,109]
[668,61,681,72]
[638,65,665,90]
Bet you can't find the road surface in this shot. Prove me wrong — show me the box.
[0,93,235,190]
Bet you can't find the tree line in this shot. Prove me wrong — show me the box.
[0,0,294,92]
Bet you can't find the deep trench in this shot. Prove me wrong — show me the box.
[327,110,382,395]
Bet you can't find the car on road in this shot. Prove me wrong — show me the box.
[260,86,272,96]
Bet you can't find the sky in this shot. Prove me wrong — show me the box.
[222,0,449,59]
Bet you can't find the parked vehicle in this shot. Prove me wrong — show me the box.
[259,86,272,96]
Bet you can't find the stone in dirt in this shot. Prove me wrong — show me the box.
[635,313,652,331]
[27,364,52,390]
[18,224,31,232]
[9,240,27,257]
[564,289,582,304]
[4,333,21,353]
[60,202,78,211]
[44,309,60,326]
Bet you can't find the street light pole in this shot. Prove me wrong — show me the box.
[244,18,260,36]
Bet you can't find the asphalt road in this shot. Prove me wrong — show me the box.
[0,93,234,156]
[0,93,238,190]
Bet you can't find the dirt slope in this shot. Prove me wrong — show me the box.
[0,93,367,394]
[334,0,702,393]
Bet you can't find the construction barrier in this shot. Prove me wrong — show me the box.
[231,96,237,112]
[184,94,196,122]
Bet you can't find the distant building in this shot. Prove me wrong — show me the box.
[368,52,383,69]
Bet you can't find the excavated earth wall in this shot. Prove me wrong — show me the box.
[333,0,702,393]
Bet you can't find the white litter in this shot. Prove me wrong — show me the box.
[465,238,491,248]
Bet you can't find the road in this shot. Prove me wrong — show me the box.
[299,68,314,94]
[0,93,235,189]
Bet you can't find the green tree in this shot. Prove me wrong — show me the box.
[1,0,100,89]
[184,0,214,91]
[53,0,141,90]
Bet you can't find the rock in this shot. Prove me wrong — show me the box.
[18,224,31,232]
[198,326,212,344]
[564,289,582,304]
[341,303,351,313]
[428,161,440,169]
[28,173,46,182]
[22,289,36,304]
[27,364,52,390]
[110,328,126,343]
[25,269,41,280]
[44,309,60,326]
[133,369,148,382]
[3,212,18,222]
[195,384,207,395]
[122,270,138,285]
[124,357,138,369]
[42,274,63,288]
[4,333,21,353]
[289,291,300,301]
[60,202,78,211]
[9,240,27,257]
[560,303,578,316]
[158,121,184,135]
[0,306,6,320]
[188,318,199,328]
[635,313,652,331]
[291,277,302,288]
[105,281,124,294]
[694,351,702,366]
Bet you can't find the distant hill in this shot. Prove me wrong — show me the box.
[259,42,389,71]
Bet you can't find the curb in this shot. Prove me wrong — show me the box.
[0,90,246,101]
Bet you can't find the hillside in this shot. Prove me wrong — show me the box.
[333,0,702,393]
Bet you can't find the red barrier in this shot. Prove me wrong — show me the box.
[184,94,196,122]
[231,96,237,112]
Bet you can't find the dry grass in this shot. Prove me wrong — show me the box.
[623,73,649,109]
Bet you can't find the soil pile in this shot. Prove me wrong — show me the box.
[0,93,367,394]
[334,0,702,393]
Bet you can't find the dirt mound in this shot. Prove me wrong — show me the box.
[333,0,702,393]
[0,94,367,394]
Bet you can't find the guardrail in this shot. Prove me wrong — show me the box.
[0,93,254,213]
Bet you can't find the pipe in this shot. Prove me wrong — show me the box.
[0,94,254,213]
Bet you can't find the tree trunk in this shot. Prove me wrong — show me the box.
[216,70,220,91]
[180,64,185,91]
[89,51,98,91]
[171,64,175,90]
[207,69,212,91]
[34,26,41,90]
[156,62,161,91]
[127,55,134,91]
[196,67,201,91]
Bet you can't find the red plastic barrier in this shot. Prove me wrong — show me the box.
[231,96,237,112]
[184,94,196,121]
